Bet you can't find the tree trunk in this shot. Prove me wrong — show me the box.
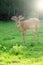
[8,6,11,20]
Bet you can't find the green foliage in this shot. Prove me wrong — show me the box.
[0,20,43,65]
[9,45,26,55]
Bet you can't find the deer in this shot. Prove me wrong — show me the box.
[11,15,40,45]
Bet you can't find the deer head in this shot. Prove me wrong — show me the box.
[11,16,17,22]
[11,15,24,22]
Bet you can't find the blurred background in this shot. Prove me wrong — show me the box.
[0,0,43,20]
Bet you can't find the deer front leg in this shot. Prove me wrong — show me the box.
[22,31,26,45]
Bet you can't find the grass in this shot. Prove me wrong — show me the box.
[0,20,43,65]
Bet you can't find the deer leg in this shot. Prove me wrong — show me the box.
[31,29,39,46]
[22,31,26,45]
[34,26,40,43]
[35,31,40,43]
[32,28,40,44]
[31,32,35,46]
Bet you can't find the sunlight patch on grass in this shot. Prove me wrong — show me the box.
[0,52,43,65]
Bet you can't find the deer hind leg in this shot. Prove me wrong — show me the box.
[31,30,35,46]
[31,28,39,46]
[35,28,40,43]
[32,28,40,44]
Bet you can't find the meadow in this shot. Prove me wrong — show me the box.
[0,20,43,65]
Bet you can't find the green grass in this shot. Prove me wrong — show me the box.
[0,20,43,65]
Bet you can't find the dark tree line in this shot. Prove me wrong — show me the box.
[0,0,33,20]
[0,0,42,20]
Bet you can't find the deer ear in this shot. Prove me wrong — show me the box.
[11,16,17,21]
[18,15,23,18]
[18,15,24,21]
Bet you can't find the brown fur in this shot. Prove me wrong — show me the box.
[11,16,40,44]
